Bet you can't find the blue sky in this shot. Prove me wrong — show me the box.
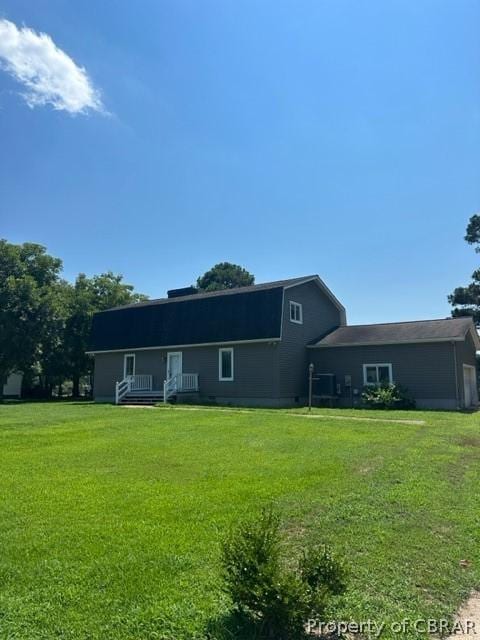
[0,0,479,324]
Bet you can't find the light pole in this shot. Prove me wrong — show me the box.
[308,363,314,412]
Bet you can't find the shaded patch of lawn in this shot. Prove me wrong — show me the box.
[0,403,478,638]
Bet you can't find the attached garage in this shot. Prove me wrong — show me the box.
[308,317,479,410]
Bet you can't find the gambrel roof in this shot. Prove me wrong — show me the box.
[87,275,344,353]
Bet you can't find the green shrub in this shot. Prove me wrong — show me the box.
[221,508,347,639]
[361,383,415,409]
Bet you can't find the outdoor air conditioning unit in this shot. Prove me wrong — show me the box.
[312,373,337,397]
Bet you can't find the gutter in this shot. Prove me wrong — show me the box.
[86,337,281,355]
[308,337,466,348]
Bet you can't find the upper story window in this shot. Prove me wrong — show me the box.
[363,363,393,386]
[219,348,234,381]
[124,354,135,378]
[289,301,303,324]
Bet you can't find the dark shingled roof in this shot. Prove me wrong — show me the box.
[310,317,478,348]
[88,276,314,352]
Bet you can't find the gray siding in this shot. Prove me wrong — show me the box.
[278,281,342,398]
[183,343,280,400]
[93,342,280,402]
[309,342,462,408]
[93,350,166,400]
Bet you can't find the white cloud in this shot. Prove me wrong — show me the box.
[0,19,103,114]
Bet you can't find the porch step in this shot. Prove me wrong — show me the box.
[120,392,166,405]
[126,390,164,397]
[118,388,198,405]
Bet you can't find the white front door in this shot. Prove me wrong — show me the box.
[167,352,182,383]
[463,365,477,408]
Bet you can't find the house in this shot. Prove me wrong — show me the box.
[3,373,22,398]
[87,275,479,409]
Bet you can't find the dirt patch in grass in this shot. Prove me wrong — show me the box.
[456,435,480,448]
[446,443,480,485]
[160,405,425,425]
[447,592,480,638]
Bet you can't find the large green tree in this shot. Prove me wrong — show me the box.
[0,240,63,399]
[449,214,480,325]
[36,280,72,397]
[196,262,254,292]
[64,272,147,396]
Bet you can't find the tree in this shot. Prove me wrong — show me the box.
[0,240,63,400]
[36,280,72,397]
[197,262,254,292]
[64,272,147,396]
[465,214,480,250]
[449,214,480,325]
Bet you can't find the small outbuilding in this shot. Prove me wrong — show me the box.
[3,373,23,399]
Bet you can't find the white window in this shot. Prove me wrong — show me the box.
[124,354,135,378]
[219,348,234,381]
[363,363,393,386]
[289,301,303,324]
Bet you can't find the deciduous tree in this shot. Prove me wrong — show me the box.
[0,240,62,400]
[197,262,254,292]
[449,214,480,325]
[64,272,147,396]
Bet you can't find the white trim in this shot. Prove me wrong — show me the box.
[289,300,303,325]
[466,324,480,350]
[462,364,478,407]
[284,276,347,325]
[167,351,183,379]
[123,353,135,378]
[86,337,280,355]
[362,363,393,386]
[219,347,234,381]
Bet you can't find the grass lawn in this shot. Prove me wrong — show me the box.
[0,403,479,639]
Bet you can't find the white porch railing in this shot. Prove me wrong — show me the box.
[116,373,198,405]
[181,373,199,392]
[163,375,177,404]
[115,374,153,404]
[115,378,130,404]
[130,374,152,391]
[163,373,199,403]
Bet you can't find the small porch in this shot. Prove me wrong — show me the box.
[115,373,199,405]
